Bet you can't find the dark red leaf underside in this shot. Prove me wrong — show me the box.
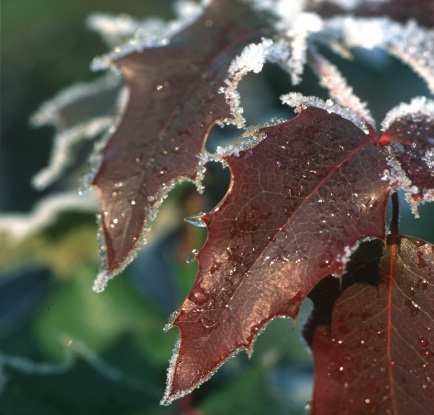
[92,0,266,273]
[385,114,434,201]
[165,107,390,402]
[309,0,434,27]
[307,237,434,415]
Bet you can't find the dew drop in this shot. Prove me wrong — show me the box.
[200,316,217,329]
[186,249,199,264]
[419,336,429,348]
[191,288,208,305]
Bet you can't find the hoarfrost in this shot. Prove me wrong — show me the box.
[308,48,375,126]
[87,13,166,47]
[31,74,119,129]
[0,192,97,242]
[250,0,305,26]
[381,97,434,131]
[281,92,369,133]
[336,237,377,274]
[32,78,126,191]
[32,117,113,190]
[322,17,434,92]
[91,0,211,71]
[423,149,434,171]
[93,151,211,294]
[214,134,264,158]
[310,0,389,10]
[161,314,293,405]
[220,38,292,127]
[283,13,323,84]
[381,149,422,217]
[0,339,145,389]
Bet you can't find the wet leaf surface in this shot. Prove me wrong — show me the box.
[164,107,390,403]
[306,237,434,414]
[92,0,267,276]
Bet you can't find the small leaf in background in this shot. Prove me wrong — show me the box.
[309,0,434,27]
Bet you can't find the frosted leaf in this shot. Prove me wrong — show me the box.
[423,149,434,170]
[32,117,113,190]
[91,0,211,71]
[32,81,126,191]
[161,315,293,405]
[0,340,144,388]
[283,13,324,84]
[220,38,292,127]
[0,192,97,242]
[335,236,376,271]
[281,92,369,133]
[31,74,120,129]
[87,13,167,47]
[250,0,305,25]
[308,48,375,127]
[381,96,434,131]
[381,150,421,217]
[214,133,264,158]
[310,0,389,10]
[381,97,434,215]
[321,17,434,92]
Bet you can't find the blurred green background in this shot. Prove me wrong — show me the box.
[1,1,433,415]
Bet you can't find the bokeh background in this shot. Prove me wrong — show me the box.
[1,1,433,414]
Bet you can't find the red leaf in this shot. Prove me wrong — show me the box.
[162,107,390,404]
[381,98,434,206]
[309,0,434,27]
[306,237,434,414]
[91,0,266,282]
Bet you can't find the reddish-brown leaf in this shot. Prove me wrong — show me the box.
[381,101,434,205]
[306,237,434,415]
[162,107,390,404]
[91,0,266,278]
[309,0,434,27]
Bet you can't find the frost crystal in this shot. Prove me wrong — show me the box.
[283,13,323,84]
[310,0,389,10]
[31,74,119,129]
[221,38,292,127]
[282,92,369,133]
[91,0,211,71]
[250,0,305,25]
[32,117,113,190]
[87,13,166,47]
[322,17,434,92]
[31,76,125,190]
[382,149,421,217]
[381,97,434,131]
[0,192,97,242]
[92,150,210,294]
[423,149,434,171]
[308,49,375,126]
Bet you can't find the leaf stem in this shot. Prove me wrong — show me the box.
[390,192,400,242]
